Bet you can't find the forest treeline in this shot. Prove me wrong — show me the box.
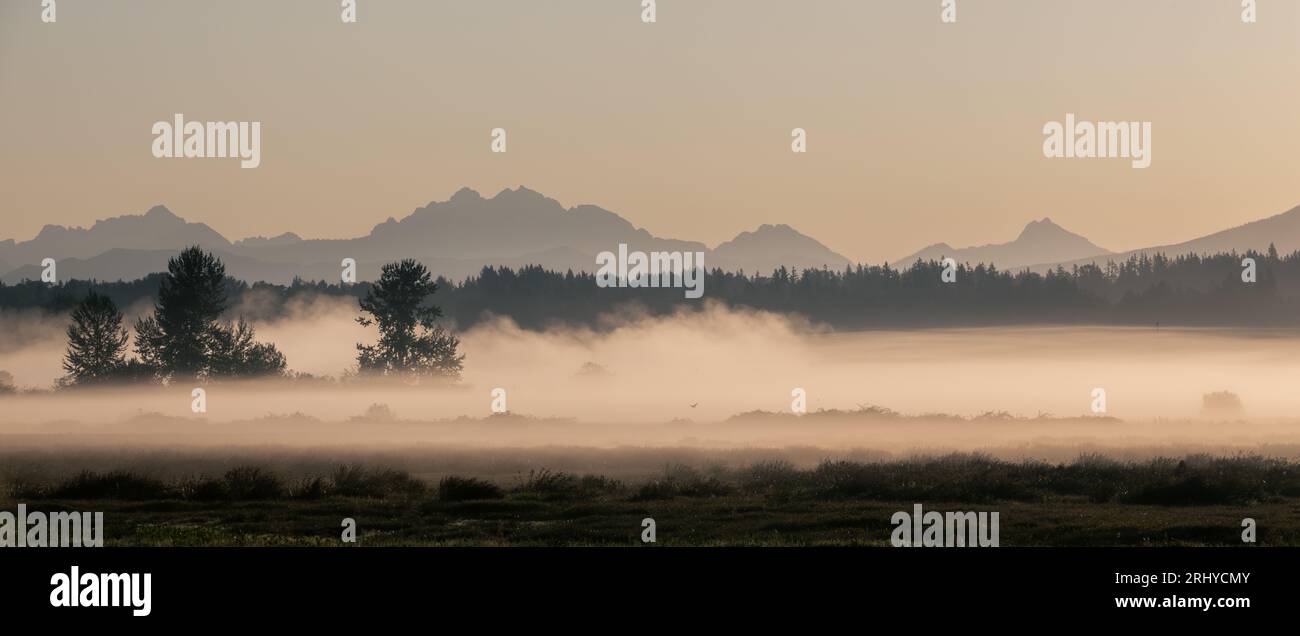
[3,247,1299,333]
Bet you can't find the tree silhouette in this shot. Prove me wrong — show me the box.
[207,318,287,378]
[135,247,227,379]
[62,292,129,384]
[356,259,463,379]
[135,246,285,382]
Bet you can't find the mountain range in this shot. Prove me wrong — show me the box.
[1028,204,1300,272]
[0,187,852,284]
[893,204,1300,272]
[3,188,1300,284]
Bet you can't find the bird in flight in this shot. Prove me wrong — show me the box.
[689,403,699,408]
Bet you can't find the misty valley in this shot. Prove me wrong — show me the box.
[6,0,1298,618]
[5,235,1300,550]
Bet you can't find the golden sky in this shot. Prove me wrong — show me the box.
[2,0,1298,263]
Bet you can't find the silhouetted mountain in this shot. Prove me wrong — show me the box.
[234,233,303,248]
[17,192,1296,287]
[1034,203,1300,272]
[711,224,851,273]
[0,247,315,287]
[0,188,851,284]
[0,205,230,267]
[896,218,1112,270]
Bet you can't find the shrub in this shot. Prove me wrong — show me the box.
[352,403,396,422]
[630,479,678,501]
[183,477,230,502]
[437,476,504,502]
[741,460,803,494]
[221,466,284,500]
[330,464,426,498]
[810,460,885,499]
[291,476,330,500]
[0,370,16,395]
[632,464,732,500]
[44,470,171,500]
[1202,391,1244,416]
[516,469,579,498]
[577,474,625,496]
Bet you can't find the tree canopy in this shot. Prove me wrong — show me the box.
[356,258,464,380]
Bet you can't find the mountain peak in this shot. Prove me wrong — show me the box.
[33,224,69,239]
[493,185,545,200]
[711,223,852,272]
[450,187,482,202]
[145,205,178,220]
[1016,217,1067,239]
[896,217,1110,269]
[1036,201,1300,272]
[752,223,798,236]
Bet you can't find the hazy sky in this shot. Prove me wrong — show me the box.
[2,0,1298,263]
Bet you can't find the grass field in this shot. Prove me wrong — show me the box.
[5,453,1300,546]
[11,496,1294,547]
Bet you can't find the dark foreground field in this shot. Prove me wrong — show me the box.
[6,452,1300,546]
[15,494,1298,547]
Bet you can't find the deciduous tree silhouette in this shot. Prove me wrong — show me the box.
[356,259,463,380]
[207,318,288,378]
[135,246,285,382]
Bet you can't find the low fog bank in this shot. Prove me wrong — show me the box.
[1,411,1300,462]
[4,302,1300,454]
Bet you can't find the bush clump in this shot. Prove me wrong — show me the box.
[184,466,285,501]
[438,476,505,502]
[514,469,625,500]
[39,470,171,500]
[740,460,804,495]
[632,464,731,501]
[330,464,426,498]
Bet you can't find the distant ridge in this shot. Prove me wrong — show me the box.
[1029,203,1300,272]
[9,194,1300,285]
[894,218,1112,270]
[711,224,850,273]
[0,188,851,284]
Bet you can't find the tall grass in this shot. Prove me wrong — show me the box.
[7,453,1298,506]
